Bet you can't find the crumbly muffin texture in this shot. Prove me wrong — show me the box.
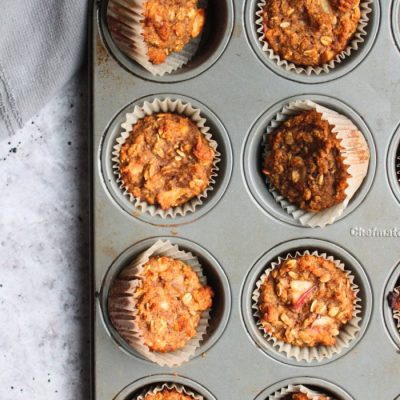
[134,256,213,353]
[144,388,195,400]
[119,113,215,211]
[258,255,355,347]
[143,0,205,64]
[263,110,350,213]
[262,0,361,67]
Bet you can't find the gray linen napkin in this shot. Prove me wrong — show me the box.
[0,0,88,136]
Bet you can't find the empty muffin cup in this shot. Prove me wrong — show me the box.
[112,97,220,218]
[252,250,361,363]
[255,0,372,76]
[107,239,212,367]
[107,0,207,76]
[262,99,370,228]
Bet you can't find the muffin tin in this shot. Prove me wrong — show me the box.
[91,0,400,398]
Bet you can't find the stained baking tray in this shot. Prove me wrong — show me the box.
[90,0,400,398]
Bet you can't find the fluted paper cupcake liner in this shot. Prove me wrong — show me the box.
[255,0,372,76]
[137,383,203,400]
[263,99,370,228]
[108,240,210,367]
[112,97,220,218]
[268,384,332,400]
[107,0,205,76]
[252,250,362,363]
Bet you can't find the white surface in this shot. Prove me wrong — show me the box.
[0,72,89,400]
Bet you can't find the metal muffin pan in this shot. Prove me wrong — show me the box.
[91,0,400,398]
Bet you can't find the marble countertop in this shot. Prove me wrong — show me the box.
[0,71,90,400]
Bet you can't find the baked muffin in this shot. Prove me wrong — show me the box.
[261,0,361,67]
[144,388,195,400]
[258,254,355,347]
[119,112,215,211]
[287,394,329,400]
[143,0,206,64]
[125,256,213,353]
[262,109,350,213]
[388,287,400,313]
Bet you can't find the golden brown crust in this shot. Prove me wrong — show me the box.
[258,255,355,347]
[289,394,329,400]
[262,0,361,66]
[143,0,205,64]
[134,256,213,353]
[119,113,215,211]
[144,389,195,400]
[262,110,350,212]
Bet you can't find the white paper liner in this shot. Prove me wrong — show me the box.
[108,240,211,367]
[268,384,331,400]
[107,0,205,76]
[137,383,203,400]
[252,250,362,363]
[263,99,370,228]
[255,0,372,76]
[392,287,400,332]
[112,97,220,218]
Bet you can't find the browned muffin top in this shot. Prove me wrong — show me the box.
[134,256,213,353]
[258,255,355,347]
[119,113,215,211]
[144,388,195,400]
[262,0,361,67]
[143,0,205,64]
[262,109,350,212]
[288,393,329,400]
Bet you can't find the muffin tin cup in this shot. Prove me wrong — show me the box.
[254,0,372,77]
[241,238,372,367]
[252,250,361,363]
[111,96,222,220]
[137,382,204,400]
[267,383,331,400]
[108,239,211,367]
[387,123,400,204]
[113,374,217,400]
[100,236,231,366]
[107,0,205,76]
[99,0,234,82]
[392,0,400,52]
[254,377,354,400]
[263,99,370,228]
[242,94,376,228]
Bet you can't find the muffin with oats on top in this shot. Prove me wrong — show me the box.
[119,112,215,211]
[262,109,350,213]
[261,0,361,67]
[258,254,354,347]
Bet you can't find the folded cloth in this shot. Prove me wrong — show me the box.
[0,0,88,136]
